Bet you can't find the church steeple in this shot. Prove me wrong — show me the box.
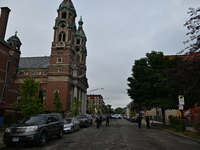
[52,0,77,49]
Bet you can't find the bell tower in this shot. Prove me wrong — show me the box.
[46,0,88,113]
[49,0,77,77]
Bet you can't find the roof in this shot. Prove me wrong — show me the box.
[7,34,22,46]
[19,56,50,69]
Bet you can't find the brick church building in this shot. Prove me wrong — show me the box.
[0,0,89,118]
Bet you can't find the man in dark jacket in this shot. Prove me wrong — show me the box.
[137,114,142,128]
[106,114,110,126]
[145,115,150,129]
[96,116,100,128]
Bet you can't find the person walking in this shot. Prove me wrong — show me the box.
[106,114,110,126]
[145,115,150,129]
[137,114,142,128]
[99,115,103,127]
[96,116,100,128]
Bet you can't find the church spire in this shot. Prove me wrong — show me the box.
[78,16,83,30]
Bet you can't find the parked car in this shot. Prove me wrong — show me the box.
[3,113,64,147]
[112,114,122,119]
[129,115,137,122]
[101,114,107,121]
[63,118,80,133]
[76,114,93,127]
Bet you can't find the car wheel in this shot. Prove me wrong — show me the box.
[57,129,63,139]
[77,125,80,130]
[38,132,47,147]
[71,127,74,133]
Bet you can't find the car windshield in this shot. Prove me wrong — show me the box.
[64,119,72,123]
[76,115,86,119]
[21,115,47,124]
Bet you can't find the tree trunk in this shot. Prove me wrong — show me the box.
[161,108,166,125]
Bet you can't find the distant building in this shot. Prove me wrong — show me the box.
[87,94,105,114]
[0,0,89,119]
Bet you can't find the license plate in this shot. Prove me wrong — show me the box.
[12,137,19,142]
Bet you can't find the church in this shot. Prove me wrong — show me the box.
[0,0,89,118]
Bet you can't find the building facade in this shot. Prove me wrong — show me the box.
[0,7,21,118]
[0,0,89,118]
[86,94,105,114]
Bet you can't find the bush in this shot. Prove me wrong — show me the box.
[169,116,186,132]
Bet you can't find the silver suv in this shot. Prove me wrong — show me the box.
[76,114,93,127]
[3,113,64,147]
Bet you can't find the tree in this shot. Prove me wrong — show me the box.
[114,107,124,114]
[181,7,200,54]
[86,100,96,114]
[13,78,44,116]
[52,91,63,114]
[165,56,200,109]
[104,104,114,114]
[127,51,179,124]
[70,97,81,117]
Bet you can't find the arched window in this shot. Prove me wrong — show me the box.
[59,31,66,42]
[62,12,66,18]
[54,90,59,93]
[76,39,80,44]
[31,71,37,75]
[44,71,48,75]
[19,71,25,76]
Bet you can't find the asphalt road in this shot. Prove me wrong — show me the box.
[0,118,200,150]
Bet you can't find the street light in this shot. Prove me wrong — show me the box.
[87,88,104,94]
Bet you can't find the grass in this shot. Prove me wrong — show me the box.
[161,125,200,140]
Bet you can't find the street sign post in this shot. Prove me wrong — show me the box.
[178,95,184,105]
[178,95,185,133]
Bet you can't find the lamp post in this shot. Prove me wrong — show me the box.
[87,88,104,94]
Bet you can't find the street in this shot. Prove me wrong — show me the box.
[0,118,200,150]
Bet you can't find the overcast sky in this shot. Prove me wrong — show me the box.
[1,0,199,109]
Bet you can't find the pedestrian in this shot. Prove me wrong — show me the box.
[137,114,142,128]
[145,115,150,129]
[106,114,110,126]
[96,116,100,128]
[99,115,103,127]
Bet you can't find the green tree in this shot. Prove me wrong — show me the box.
[13,78,44,116]
[181,7,200,54]
[52,91,63,114]
[71,97,81,117]
[104,104,114,114]
[127,51,179,124]
[114,107,124,114]
[165,56,200,109]
[86,101,96,114]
